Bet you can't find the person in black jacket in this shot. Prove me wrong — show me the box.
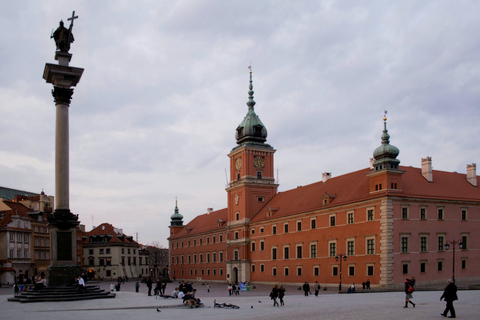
[440,279,458,318]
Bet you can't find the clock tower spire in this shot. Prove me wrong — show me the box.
[225,68,278,283]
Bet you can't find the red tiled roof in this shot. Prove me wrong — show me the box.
[169,166,479,235]
[251,166,479,223]
[170,208,228,238]
[84,223,139,244]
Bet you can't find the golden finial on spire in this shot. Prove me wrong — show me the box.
[248,64,252,74]
[383,110,388,122]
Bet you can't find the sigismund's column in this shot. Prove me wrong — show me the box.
[43,12,84,286]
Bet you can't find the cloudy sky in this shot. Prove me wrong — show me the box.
[1,1,479,247]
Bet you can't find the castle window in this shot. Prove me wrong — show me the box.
[401,236,409,253]
[235,212,240,220]
[330,215,336,227]
[257,197,264,202]
[347,212,354,224]
[234,232,239,239]
[272,225,277,235]
[420,236,427,252]
[347,240,355,256]
[401,207,409,219]
[438,208,444,220]
[311,219,316,229]
[297,221,302,231]
[461,209,467,221]
[420,207,426,220]
[257,171,262,179]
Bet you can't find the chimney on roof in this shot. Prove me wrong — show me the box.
[322,172,331,183]
[369,158,375,169]
[207,208,213,214]
[421,157,433,182]
[467,163,477,187]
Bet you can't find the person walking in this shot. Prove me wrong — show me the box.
[403,278,416,308]
[206,283,210,293]
[135,280,140,293]
[314,281,321,296]
[270,284,280,307]
[440,279,458,318]
[146,277,153,296]
[302,281,310,297]
[279,285,286,306]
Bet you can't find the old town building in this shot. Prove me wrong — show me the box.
[168,72,480,288]
[82,223,147,280]
[0,190,53,284]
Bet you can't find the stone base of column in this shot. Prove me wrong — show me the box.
[48,264,80,287]
[48,209,79,230]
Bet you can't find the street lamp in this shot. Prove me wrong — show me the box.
[444,240,463,283]
[335,253,347,291]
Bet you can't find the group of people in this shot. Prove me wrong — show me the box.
[168,281,201,307]
[227,283,241,295]
[404,277,459,318]
[145,277,168,296]
[269,284,286,306]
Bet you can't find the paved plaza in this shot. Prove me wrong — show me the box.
[1,281,479,320]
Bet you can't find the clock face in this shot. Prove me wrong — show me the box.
[235,158,242,170]
[253,156,265,168]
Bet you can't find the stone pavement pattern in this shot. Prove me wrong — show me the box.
[1,281,479,320]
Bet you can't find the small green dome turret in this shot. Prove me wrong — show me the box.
[170,198,183,227]
[372,116,400,171]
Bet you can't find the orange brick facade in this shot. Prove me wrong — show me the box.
[168,75,480,288]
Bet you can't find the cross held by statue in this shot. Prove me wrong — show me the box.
[68,11,78,27]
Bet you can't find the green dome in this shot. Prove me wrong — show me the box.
[235,72,268,145]
[170,199,183,227]
[372,119,400,170]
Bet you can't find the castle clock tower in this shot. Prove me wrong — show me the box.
[225,69,278,283]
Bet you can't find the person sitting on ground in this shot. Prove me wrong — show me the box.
[171,287,180,298]
[185,289,201,308]
[178,290,185,299]
[35,277,47,290]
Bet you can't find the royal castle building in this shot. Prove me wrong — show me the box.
[168,71,479,288]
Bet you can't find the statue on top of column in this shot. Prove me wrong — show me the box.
[51,20,74,53]
[51,12,78,53]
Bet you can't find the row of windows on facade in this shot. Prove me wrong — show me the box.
[171,233,469,265]
[9,232,30,243]
[9,249,30,259]
[171,267,224,277]
[87,248,138,255]
[250,264,375,278]
[86,256,148,267]
[401,234,469,253]
[172,233,224,249]
[171,211,376,249]
[401,207,469,220]
[249,258,469,278]
[402,259,468,275]
[172,251,224,265]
